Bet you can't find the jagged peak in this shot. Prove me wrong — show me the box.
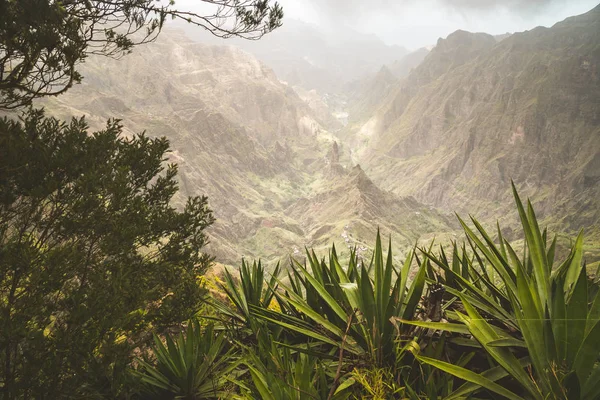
[371,65,397,87]
[434,30,496,52]
[348,164,376,191]
[327,140,340,164]
[409,29,496,84]
[376,65,394,78]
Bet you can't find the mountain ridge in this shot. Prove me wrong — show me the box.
[344,5,600,237]
[37,29,454,265]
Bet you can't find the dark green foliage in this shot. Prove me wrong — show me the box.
[0,0,283,109]
[0,109,214,398]
[256,238,428,368]
[0,1,284,396]
[241,343,349,400]
[186,186,598,399]
[203,236,437,398]
[135,320,239,399]
[407,184,600,399]
[0,0,85,108]
[212,259,281,335]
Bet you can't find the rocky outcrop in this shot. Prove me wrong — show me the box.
[40,28,453,265]
[347,5,600,234]
[286,163,456,253]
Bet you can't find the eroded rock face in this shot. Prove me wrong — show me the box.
[36,5,600,266]
[346,5,600,234]
[39,29,452,265]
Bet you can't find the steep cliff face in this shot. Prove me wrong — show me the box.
[39,29,453,265]
[389,48,430,79]
[38,30,328,264]
[349,6,600,234]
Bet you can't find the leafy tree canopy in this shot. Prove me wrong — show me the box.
[0,0,283,109]
[0,109,214,398]
[0,0,283,397]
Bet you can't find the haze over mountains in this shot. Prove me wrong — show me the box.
[40,30,452,265]
[174,18,409,94]
[39,4,600,266]
[344,6,600,237]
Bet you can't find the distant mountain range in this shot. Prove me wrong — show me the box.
[171,18,408,94]
[36,5,600,267]
[38,30,454,266]
[343,4,600,244]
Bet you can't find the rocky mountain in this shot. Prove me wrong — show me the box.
[38,29,454,266]
[286,162,454,253]
[389,48,430,79]
[333,48,431,128]
[172,19,408,95]
[32,4,600,268]
[343,5,600,239]
[338,48,432,150]
[344,66,399,124]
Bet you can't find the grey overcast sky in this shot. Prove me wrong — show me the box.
[272,0,599,49]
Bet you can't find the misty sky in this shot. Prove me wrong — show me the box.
[272,0,598,49]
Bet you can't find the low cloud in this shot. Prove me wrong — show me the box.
[173,0,597,49]
[293,0,566,25]
[439,0,556,11]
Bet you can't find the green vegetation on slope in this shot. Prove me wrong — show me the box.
[39,29,456,267]
[131,187,600,400]
[342,5,600,240]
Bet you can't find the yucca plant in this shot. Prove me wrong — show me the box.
[237,340,354,400]
[134,320,239,399]
[246,232,434,400]
[211,260,281,326]
[207,259,285,347]
[408,184,600,399]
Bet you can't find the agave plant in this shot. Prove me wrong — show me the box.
[134,320,239,399]
[213,260,281,323]
[237,340,354,400]
[243,231,435,400]
[408,184,600,399]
